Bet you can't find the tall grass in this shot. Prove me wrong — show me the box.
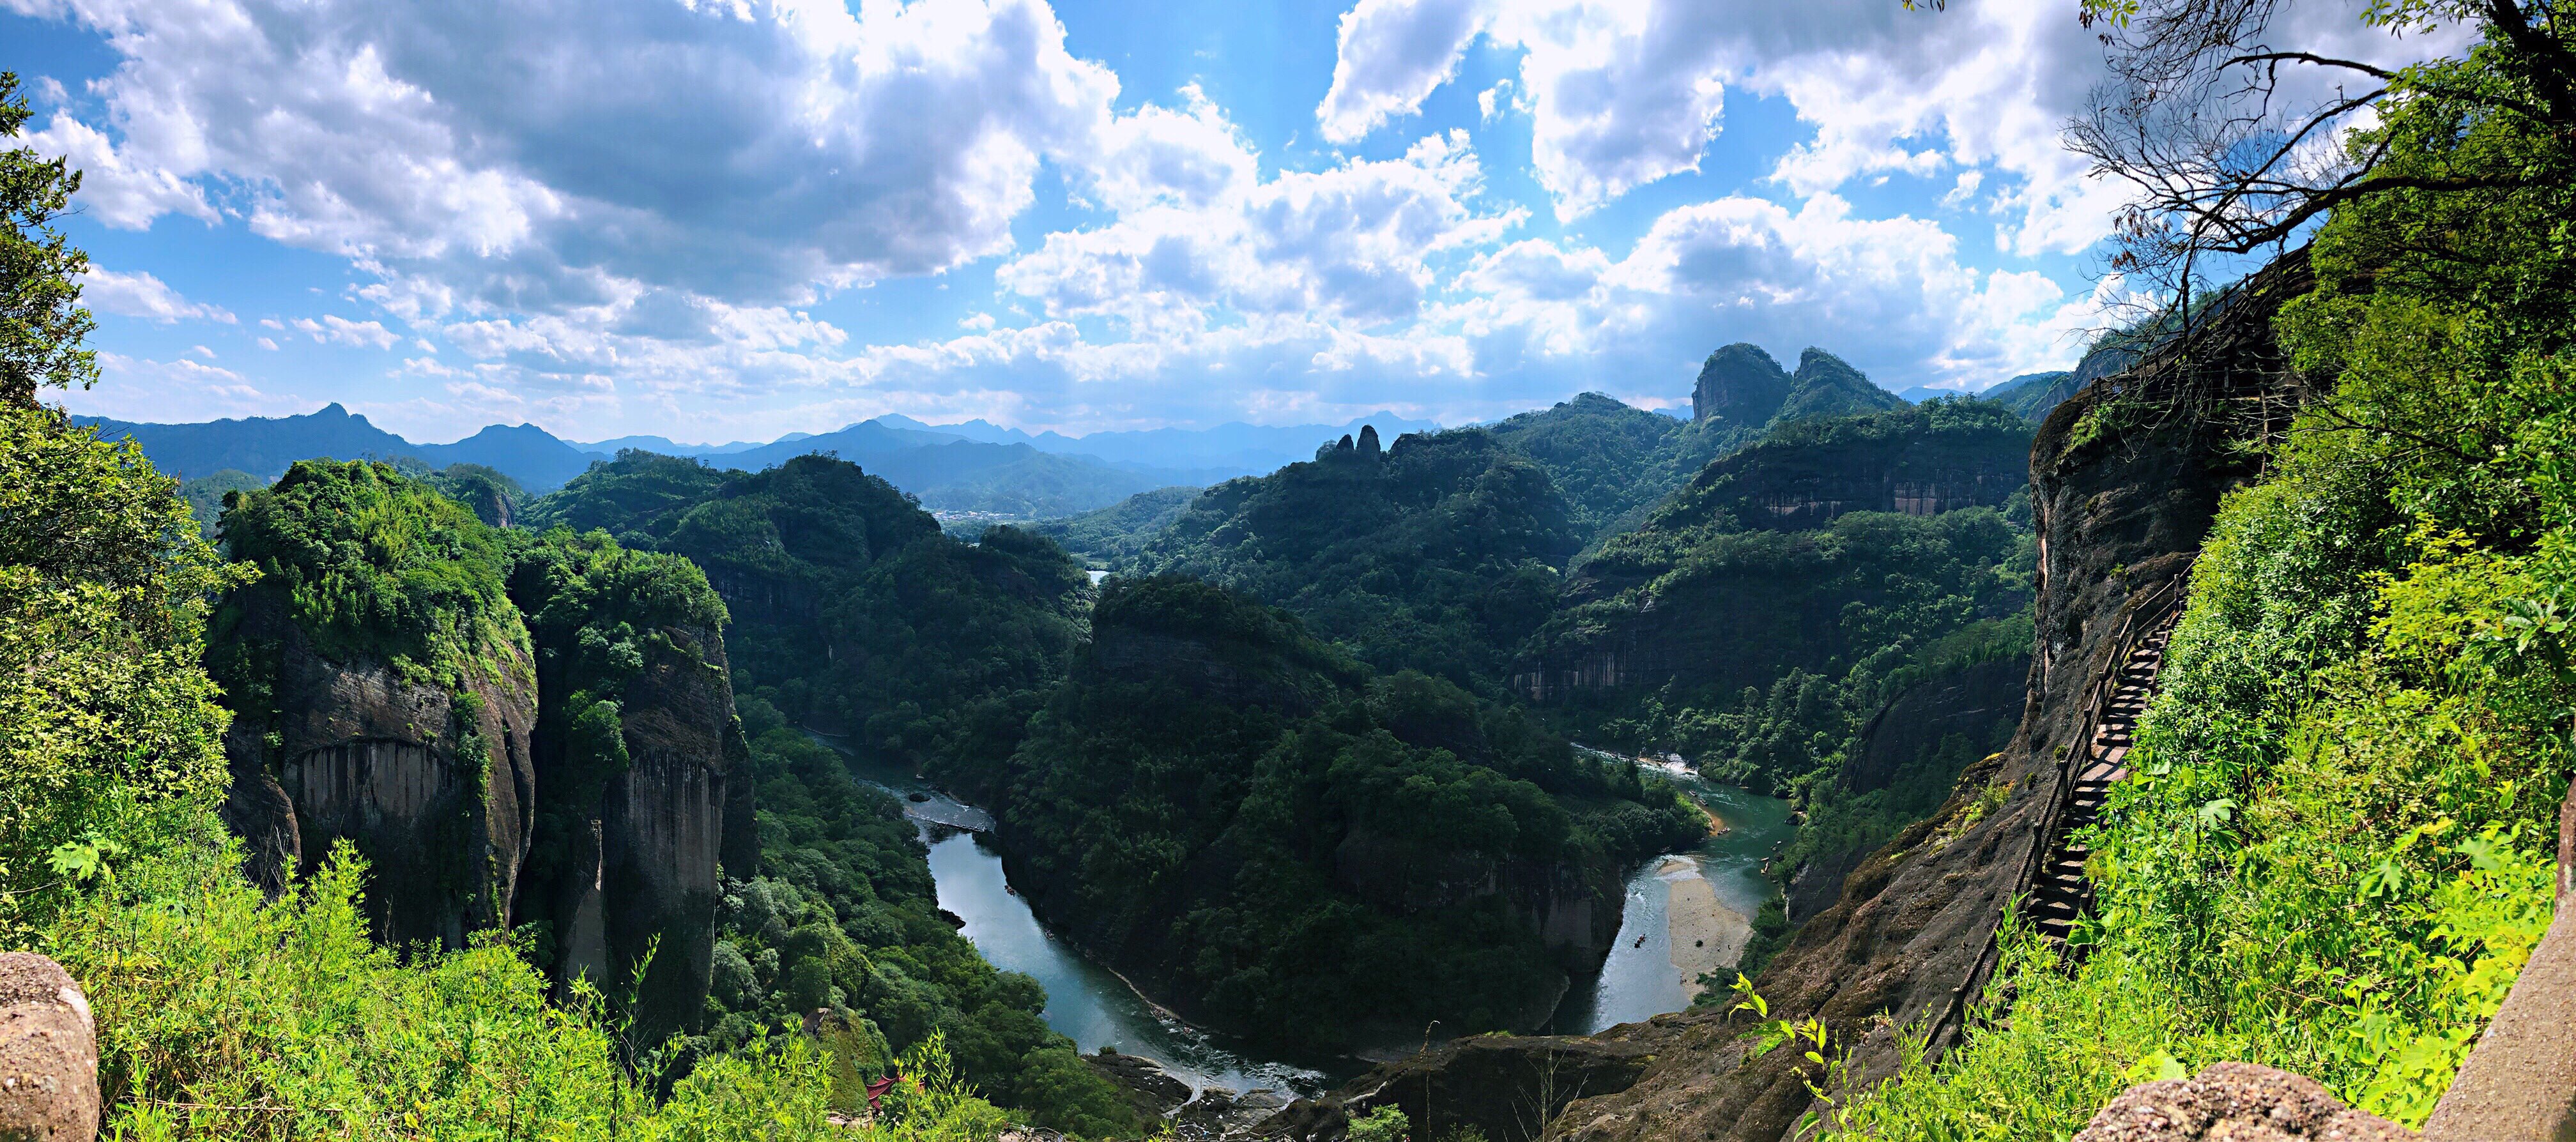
[45,836,1012,1141]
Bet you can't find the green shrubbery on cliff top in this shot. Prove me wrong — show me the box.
[215,458,532,690]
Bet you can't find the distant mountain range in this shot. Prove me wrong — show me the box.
[79,403,1444,518]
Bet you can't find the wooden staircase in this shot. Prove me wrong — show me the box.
[2029,616,2175,945]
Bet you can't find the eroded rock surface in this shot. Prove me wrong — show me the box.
[535,621,750,1039]
[218,605,539,949]
[0,953,98,1142]
[2074,1062,2415,1142]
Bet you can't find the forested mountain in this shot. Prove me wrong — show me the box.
[928,577,1703,1049]
[1131,427,1580,688]
[1028,485,1200,567]
[531,451,1091,766]
[1519,400,2035,785]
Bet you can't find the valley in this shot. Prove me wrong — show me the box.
[11,6,2576,1138]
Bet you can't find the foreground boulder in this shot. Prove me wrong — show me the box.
[2074,1062,2412,1142]
[0,953,97,1142]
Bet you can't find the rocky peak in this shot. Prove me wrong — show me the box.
[1691,343,1793,427]
[1778,348,1906,424]
[1357,423,1383,459]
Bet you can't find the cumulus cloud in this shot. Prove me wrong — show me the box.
[1316,0,1729,218]
[290,315,401,349]
[10,0,1123,310]
[80,266,235,323]
[1004,128,1518,335]
[1315,1,2455,245]
[1317,0,1488,144]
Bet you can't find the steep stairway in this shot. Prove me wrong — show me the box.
[2029,614,2177,945]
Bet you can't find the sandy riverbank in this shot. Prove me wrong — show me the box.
[1659,856,1752,998]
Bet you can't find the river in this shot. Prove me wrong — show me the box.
[820,733,1342,1100]
[816,733,1791,1099]
[1547,757,1797,1035]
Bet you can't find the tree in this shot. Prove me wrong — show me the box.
[0,72,96,408]
[2064,1,2572,310]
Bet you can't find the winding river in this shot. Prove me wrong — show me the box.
[816,734,1791,1099]
[1547,763,1796,1034]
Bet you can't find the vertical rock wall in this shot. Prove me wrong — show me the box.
[535,623,749,1039]
[217,604,539,950]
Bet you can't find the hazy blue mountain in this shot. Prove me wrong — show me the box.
[715,419,962,470]
[410,423,605,492]
[82,403,609,493]
[571,433,804,456]
[82,404,419,482]
[873,411,1441,479]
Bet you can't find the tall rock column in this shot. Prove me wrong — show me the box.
[510,537,750,1040]
[210,461,540,950]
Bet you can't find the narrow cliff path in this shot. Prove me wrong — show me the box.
[2029,604,2181,945]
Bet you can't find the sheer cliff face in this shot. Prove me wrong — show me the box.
[534,621,751,1040]
[217,602,539,950]
[1693,344,1795,428]
[1524,254,2317,1142]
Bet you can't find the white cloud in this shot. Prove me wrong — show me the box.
[12,0,1124,313]
[1004,128,1518,336]
[290,315,400,349]
[1317,0,1487,144]
[256,337,279,350]
[1315,1,2455,247]
[79,266,236,324]
[1315,0,1730,219]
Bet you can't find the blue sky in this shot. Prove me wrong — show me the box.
[0,0,2424,444]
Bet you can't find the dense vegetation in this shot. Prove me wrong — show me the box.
[1531,402,2037,795]
[1028,484,1200,567]
[931,575,1705,1049]
[211,459,532,692]
[0,404,247,940]
[698,699,1136,1134]
[533,452,1091,768]
[1133,427,1580,689]
[1832,13,2576,1134]
[522,451,1131,1125]
[1478,393,1707,542]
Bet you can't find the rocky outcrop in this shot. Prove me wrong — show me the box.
[1087,1048,1193,1120]
[535,621,751,1039]
[1692,345,1796,428]
[2074,1062,2414,1142]
[1690,345,1904,430]
[217,601,539,950]
[1264,1028,1662,1142]
[0,954,97,1142]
